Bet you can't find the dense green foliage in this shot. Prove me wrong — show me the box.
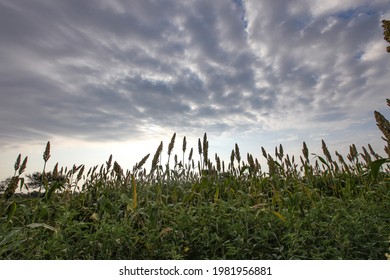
[0,136,389,260]
[1,101,389,259]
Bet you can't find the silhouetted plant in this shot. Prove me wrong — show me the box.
[382,20,390,53]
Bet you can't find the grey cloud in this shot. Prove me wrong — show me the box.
[0,0,388,150]
[246,0,388,128]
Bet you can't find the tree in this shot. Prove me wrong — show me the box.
[26,171,67,190]
[382,20,390,53]
[0,177,12,193]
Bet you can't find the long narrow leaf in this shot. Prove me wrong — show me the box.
[370,158,390,181]
[132,174,137,210]
[272,211,287,222]
[26,223,57,233]
[0,228,22,246]
[6,201,17,223]
[312,153,330,169]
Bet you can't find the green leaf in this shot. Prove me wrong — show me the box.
[26,223,57,233]
[6,201,17,223]
[46,181,63,201]
[214,186,219,203]
[0,228,22,246]
[272,211,287,222]
[370,158,390,181]
[239,165,249,176]
[312,153,330,169]
[18,177,24,192]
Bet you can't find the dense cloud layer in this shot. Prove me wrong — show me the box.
[0,0,389,149]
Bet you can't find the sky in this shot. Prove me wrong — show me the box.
[1,0,390,181]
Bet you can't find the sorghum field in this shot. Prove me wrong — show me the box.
[1,101,389,260]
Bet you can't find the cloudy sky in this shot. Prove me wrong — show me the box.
[1,0,389,181]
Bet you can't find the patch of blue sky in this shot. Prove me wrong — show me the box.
[353,50,365,60]
[291,17,311,30]
[334,7,376,20]
[232,0,248,29]
[336,9,358,20]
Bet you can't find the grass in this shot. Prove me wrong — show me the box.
[1,102,389,259]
